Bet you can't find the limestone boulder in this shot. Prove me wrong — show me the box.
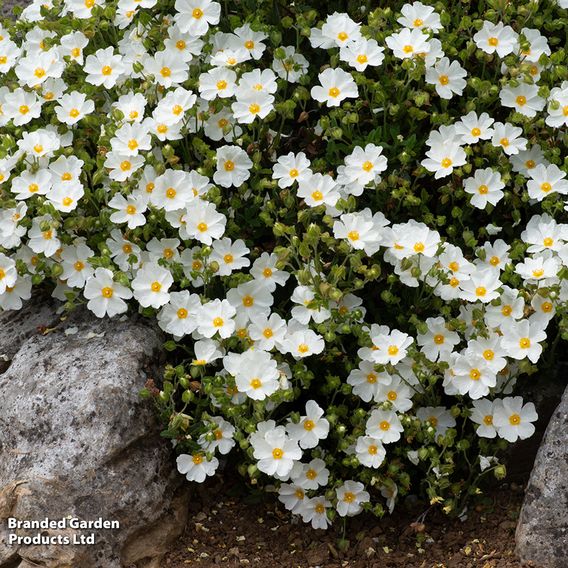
[0,303,190,568]
[516,373,568,568]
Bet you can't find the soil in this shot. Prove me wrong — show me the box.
[164,473,531,568]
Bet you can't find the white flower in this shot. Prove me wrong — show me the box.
[493,397,537,442]
[213,145,253,188]
[365,409,404,444]
[301,496,332,529]
[455,111,495,144]
[0,253,17,294]
[197,299,236,338]
[287,400,329,449]
[177,453,219,482]
[182,200,226,245]
[355,436,386,468]
[226,349,280,401]
[84,268,132,318]
[500,320,547,363]
[491,122,527,155]
[425,57,467,99]
[199,416,236,455]
[416,316,461,362]
[347,361,391,402]
[421,142,467,179]
[463,168,505,209]
[157,291,201,338]
[272,152,312,189]
[527,164,568,201]
[416,406,456,437]
[336,480,369,517]
[54,91,94,125]
[473,21,518,57]
[310,68,358,107]
[251,425,302,477]
[131,263,173,309]
[174,0,221,36]
[470,399,499,438]
[297,173,340,208]
[108,194,147,229]
[500,84,545,117]
[385,27,431,59]
[84,47,126,88]
[292,458,329,490]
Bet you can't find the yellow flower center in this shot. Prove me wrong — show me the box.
[540,182,552,193]
[216,80,227,90]
[441,158,452,168]
[439,75,449,86]
[509,414,521,426]
[176,40,186,50]
[166,187,177,199]
[387,390,397,401]
[19,105,29,115]
[157,124,168,134]
[525,159,536,169]
[249,103,261,114]
[101,286,114,298]
[151,281,162,292]
[343,491,355,503]
[478,184,489,194]
[500,137,509,147]
[263,328,273,338]
[368,444,379,455]
[74,261,84,271]
[311,190,323,202]
[328,87,340,98]
[501,305,512,316]
[362,160,373,172]
[434,334,445,345]
[542,302,553,313]
[306,468,317,480]
[403,45,414,54]
[62,197,73,207]
[475,286,487,297]
[366,373,377,384]
[337,32,348,41]
[488,37,499,47]
[177,308,188,319]
[33,144,44,154]
[250,378,262,389]
[303,419,315,431]
[224,160,235,171]
[469,368,481,381]
[471,127,481,137]
[272,448,283,459]
[245,40,255,50]
[483,415,493,426]
[262,267,273,278]
[516,95,526,106]
[192,7,203,19]
[213,317,224,327]
[489,256,500,266]
[483,349,494,360]
[543,237,554,247]
[414,242,425,253]
[127,139,138,150]
[197,222,208,232]
[242,295,254,307]
[120,161,131,172]
[379,420,390,431]
[34,67,45,78]
[192,454,203,465]
[101,65,112,76]
[356,54,368,64]
[519,337,531,349]
[298,343,309,354]
[29,183,39,193]
[532,269,544,278]
[123,244,132,254]
[348,230,360,242]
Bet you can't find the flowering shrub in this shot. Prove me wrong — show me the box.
[1,0,568,528]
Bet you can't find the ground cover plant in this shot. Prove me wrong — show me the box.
[1,0,567,531]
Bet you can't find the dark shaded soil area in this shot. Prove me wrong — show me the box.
[164,474,530,568]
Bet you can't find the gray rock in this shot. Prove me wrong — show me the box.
[0,304,190,568]
[516,375,568,568]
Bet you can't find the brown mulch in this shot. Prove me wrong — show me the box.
[164,474,530,568]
